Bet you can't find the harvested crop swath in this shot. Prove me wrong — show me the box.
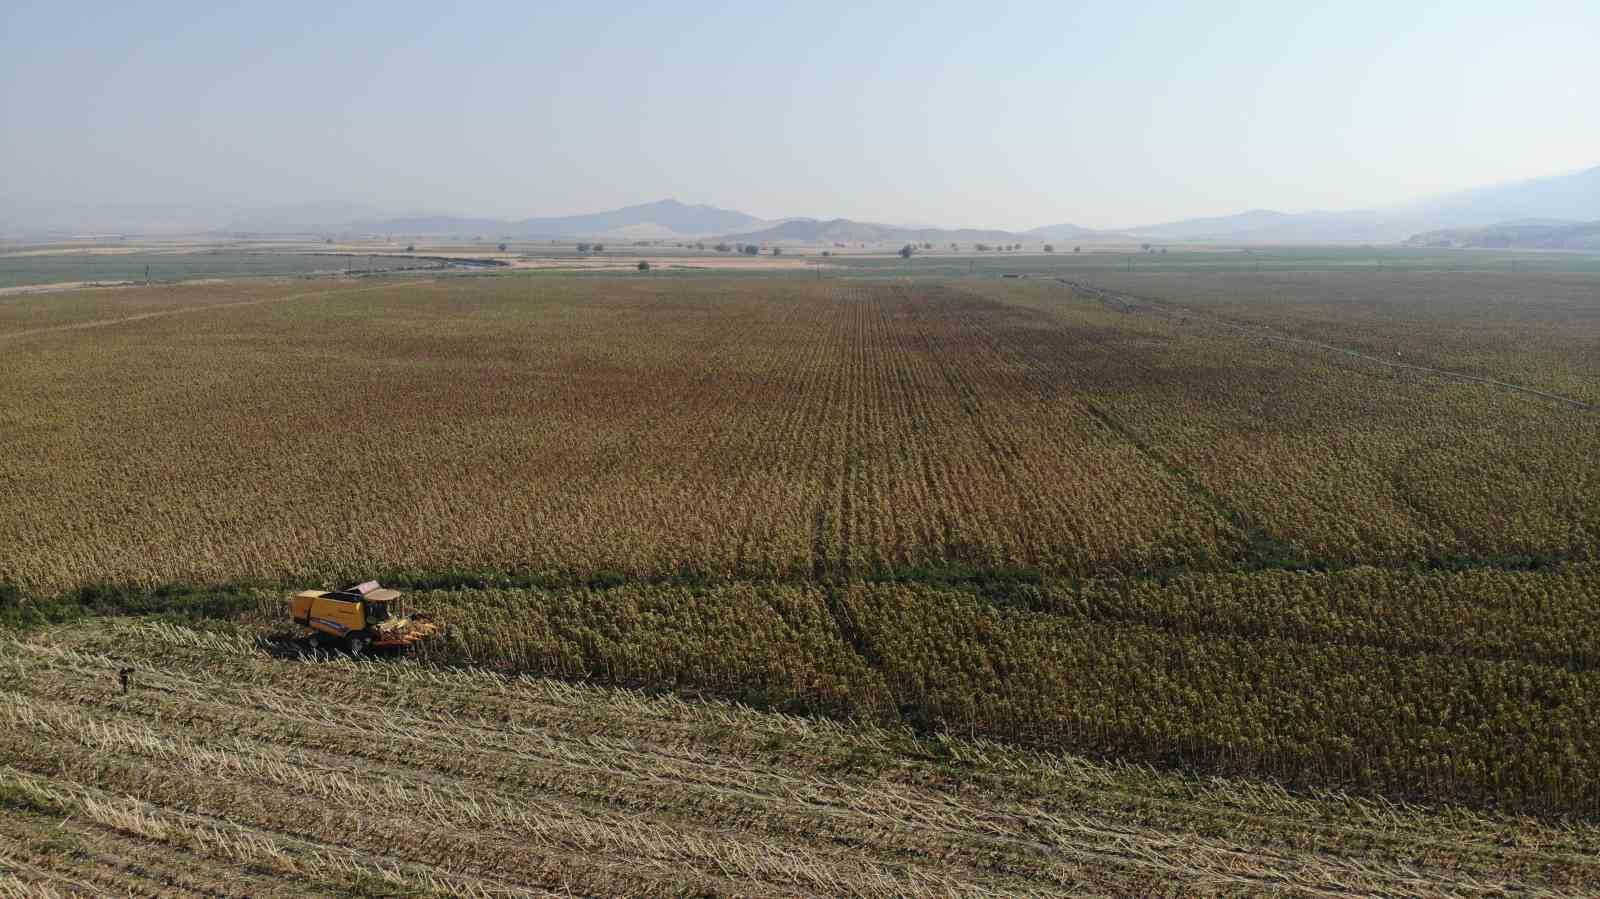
[5,620,1599,896]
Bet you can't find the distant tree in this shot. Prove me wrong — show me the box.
[1073,246,1081,253]
[975,243,990,252]
[498,243,508,252]
[577,242,592,253]
[1141,242,1151,252]
[742,244,760,255]
[922,242,933,250]
[593,243,605,252]
[325,237,334,244]
[404,244,415,252]
[821,250,832,257]
[899,244,915,259]
[1043,244,1055,252]
[771,246,782,255]
[714,242,732,252]
[637,260,651,271]
[950,242,959,251]
[1160,247,1168,254]
[696,242,706,250]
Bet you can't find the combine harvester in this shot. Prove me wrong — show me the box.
[288,580,440,654]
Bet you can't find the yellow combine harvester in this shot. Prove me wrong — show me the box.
[288,580,440,654]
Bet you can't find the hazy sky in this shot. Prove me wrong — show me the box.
[3,0,1597,229]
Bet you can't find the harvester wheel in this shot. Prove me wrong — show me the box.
[349,636,369,656]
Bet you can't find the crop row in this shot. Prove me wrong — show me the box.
[6,277,1598,593]
[0,278,1298,591]
[978,278,1600,566]
[393,565,1600,813]
[1077,270,1600,405]
[1025,564,1600,669]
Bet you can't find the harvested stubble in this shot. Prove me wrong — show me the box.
[4,619,1600,897]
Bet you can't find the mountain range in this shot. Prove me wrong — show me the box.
[1108,166,1600,243]
[5,165,1597,245]
[724,218,1021,244]
[678,166,1599,244]
[1405,219,1600,251]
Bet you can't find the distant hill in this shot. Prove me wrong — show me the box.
[1397,166,1600,230]
[1023,222,1109,240]
[726,218,1021,244]
[1121,209,1400,242]
[1121,166,1600,243]
[1125,209,1298,240]
[514,199,764,238]
[1405,219,1600,250]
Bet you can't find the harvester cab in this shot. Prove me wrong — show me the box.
[289,580,440,654]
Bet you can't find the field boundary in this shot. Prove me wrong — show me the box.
[1058,278,1598,412]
